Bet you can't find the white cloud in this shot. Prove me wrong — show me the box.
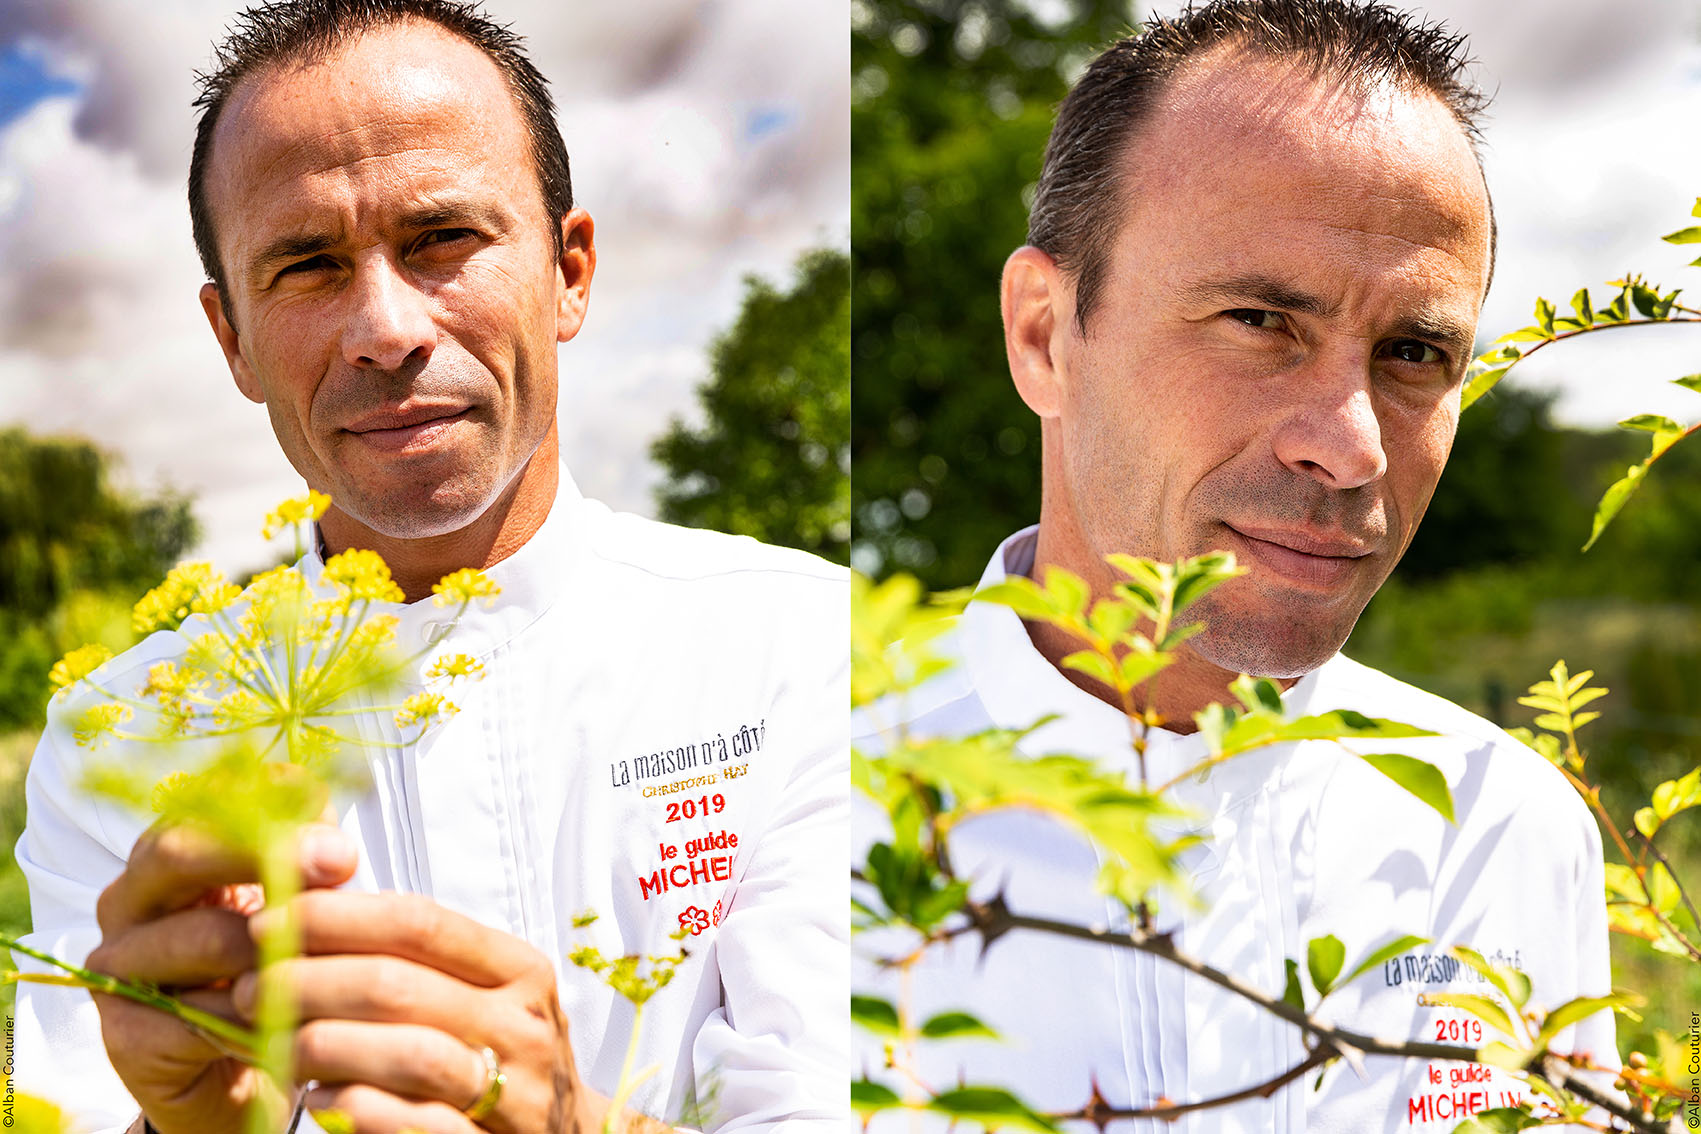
[0,0,848,575]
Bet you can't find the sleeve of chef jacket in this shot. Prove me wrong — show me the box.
[13,704,148,1134]
[689,583,849,1131]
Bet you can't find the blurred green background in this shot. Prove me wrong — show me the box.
[852,0,1701,1057]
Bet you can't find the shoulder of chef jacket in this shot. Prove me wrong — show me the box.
[852,525,1614,1134]
[16,464,849,1134]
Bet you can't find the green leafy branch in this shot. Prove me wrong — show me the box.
[1463,198,1701,553]
[852,563,1639,1132]
[1510,662,1701,966]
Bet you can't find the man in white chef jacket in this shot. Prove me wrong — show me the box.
[855,1,1614,1131]
[14,3,846,1133]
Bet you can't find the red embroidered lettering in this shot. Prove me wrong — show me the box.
[711,855,731,881]
[1408,1095,1431,1122]
[639,870,665,900]
[670,864,691,887]
[689,857,713,885]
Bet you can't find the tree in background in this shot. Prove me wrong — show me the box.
[852,0,1137,585]
[0,429,196,731]
[652,247,851,565]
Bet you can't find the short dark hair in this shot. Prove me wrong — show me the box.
[1028,0,1493,332]
[189,0,573,319]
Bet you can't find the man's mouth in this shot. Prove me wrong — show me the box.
[343,404,472,453]
[1221,523,1375,589]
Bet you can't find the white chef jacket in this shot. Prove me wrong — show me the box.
[854,526,1615,1133]
[16,465,848,1134]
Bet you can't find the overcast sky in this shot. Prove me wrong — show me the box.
[0,0,849,574]
[1,1,1698,573]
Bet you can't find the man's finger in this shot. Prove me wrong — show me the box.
[98,822,357,933]
[87,905,255,987]
[303,1082,478,1134]
[95,985,245,1068]
[252,890,544,987]
[231,955,484,1040]
[295,1020,495,1116]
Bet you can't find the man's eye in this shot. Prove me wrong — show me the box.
[1225,308,1283,330]
[417,229,476,250]
[279,255,333,276]
[1386,339,1442,364]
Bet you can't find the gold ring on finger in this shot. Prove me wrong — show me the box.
[462,1044,505,1124]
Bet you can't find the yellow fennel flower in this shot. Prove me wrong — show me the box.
[49,644,114,695]
[431,567,501,608]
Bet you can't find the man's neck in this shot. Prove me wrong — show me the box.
[317,427,560,603]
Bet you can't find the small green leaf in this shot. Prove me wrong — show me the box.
[1452,1106,1539,1132]
[1604,861,1648,903]
[973,580,1054,621]
[1632,284,1662,319]
[1569,288,1593,325]
[1118,649,1171,690]
[1662,224,1701,245]
[1452,946,1530,1010]
[1343,933,1429,987]
[1533,296,1556,333]
[1460,365,1511,411]
[1086,598,1138,644]
[1282,957,1304,1010]
[920,1010,1001,1040]
[1424,991,1517,1038]
[1674,374,1701,393]
[1358,752,1455,823]
[1061,650,1116,688]
[1634,806,1660,838]
[1041,566,1092,622]
[1535,993,1642,1049]
[851,1079,903,1116]
[1477,1041,1529,1072]
[851,995,900,1036]
[1648,862,1681,915]
[1583,464,1646,552]
[1307,934,1345,997]
[1494,327,1550,344]
[928,1087,1059,1133]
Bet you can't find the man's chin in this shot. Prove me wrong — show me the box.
[328,475,503,542]
[1184,596,1358,681]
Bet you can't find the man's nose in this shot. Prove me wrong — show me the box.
[1270,360,1388,490]
[341,254,436,371]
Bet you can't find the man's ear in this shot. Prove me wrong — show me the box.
[555,207,596,344]
[1001,245,1073,419]
[199,283,264,404]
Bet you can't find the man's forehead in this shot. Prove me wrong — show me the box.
[1116,48,1492,277]
[204,20,526,217]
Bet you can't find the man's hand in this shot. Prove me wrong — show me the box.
[231,890,616,1134]
[86,821,359,1134]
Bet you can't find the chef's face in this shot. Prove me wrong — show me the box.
[1015,52,1491,678]
[199,19,592,540]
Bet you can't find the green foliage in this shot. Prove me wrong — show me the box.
[652,248,850,564]
[0,430,197,730]
[852,0,1136,586]
[927,1087,1060,1132]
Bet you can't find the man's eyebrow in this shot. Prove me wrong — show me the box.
[1183,273,1477,355]
[249,232,337,282]
[397,200,509,232]
[1391,311,1477,356]
[1179,274,1336,318]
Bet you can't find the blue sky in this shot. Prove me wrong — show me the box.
[0,42,78,131]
